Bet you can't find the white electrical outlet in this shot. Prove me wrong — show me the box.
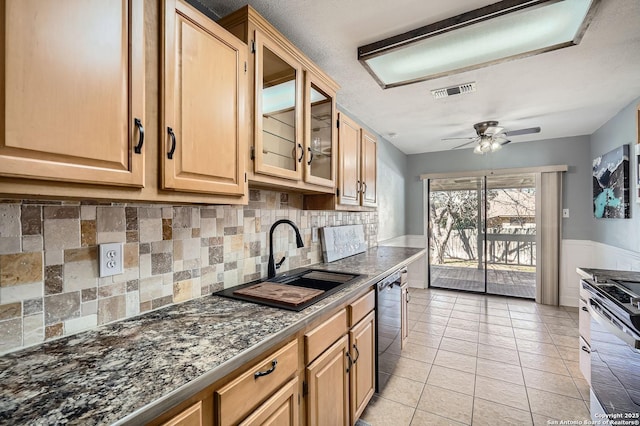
[99,242,124,277]
[562,208,570,218]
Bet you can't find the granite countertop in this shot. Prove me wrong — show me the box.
[0,246,425,426]
[576,267,640,283]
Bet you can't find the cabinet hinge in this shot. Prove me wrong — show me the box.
[336,119,340,129]
[302,381,308,397]
[244,172,247,183]
[336,188,340,197]
[244,61,247,73]
[250,146,255,160]
[251,40,256,53]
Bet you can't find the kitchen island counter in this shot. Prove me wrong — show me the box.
[0,246,424,425]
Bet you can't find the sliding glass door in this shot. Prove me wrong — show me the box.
[428,174,536,299]
[428,177,485,293]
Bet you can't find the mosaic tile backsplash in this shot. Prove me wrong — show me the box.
[0,190,378,353]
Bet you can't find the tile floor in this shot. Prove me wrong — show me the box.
[361,288,590,425]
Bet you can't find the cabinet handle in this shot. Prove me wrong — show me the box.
[581,345,590,354]
[133,118,144,154]
[406,291,411,303]
[581,307,588,312]
[307,147,314,165]
[345,352,353,373]
[254,360,277,379]
[167,127,176,160]
[356,180,361,193]
[352,344,360,364]
[297,143,303,162]
[362,181,367,195]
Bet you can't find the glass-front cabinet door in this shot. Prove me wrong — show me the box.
[254,31,303,180]
[304,73,336,188]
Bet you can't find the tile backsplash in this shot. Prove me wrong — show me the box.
[0,189,378,353]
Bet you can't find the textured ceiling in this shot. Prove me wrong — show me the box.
[199,0,640,154]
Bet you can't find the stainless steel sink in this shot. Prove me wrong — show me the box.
[214,268,360,311]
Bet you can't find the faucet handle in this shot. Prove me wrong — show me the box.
[275,256,286,269]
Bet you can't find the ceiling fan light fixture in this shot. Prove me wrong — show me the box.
[358,0,600,89]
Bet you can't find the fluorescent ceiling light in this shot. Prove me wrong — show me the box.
[358,0,600,89]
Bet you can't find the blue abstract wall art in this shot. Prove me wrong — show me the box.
[593,144,630,219]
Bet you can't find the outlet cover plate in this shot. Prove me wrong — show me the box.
[99,242,124,277]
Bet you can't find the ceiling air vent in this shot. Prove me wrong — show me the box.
[431,82,476,99]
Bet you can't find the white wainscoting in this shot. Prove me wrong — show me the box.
[560,239,640,307]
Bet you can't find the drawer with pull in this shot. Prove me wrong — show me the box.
[215,339,298,426]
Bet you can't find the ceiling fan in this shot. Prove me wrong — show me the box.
[444,121,541,154]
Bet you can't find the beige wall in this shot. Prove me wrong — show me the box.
[0,189,378,354]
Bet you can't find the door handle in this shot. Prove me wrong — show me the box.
[352,344,360,364]
[167,127,177,160]
[133,118,144,154]
[307,147,314,165]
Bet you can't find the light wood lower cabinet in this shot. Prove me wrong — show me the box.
[306,334,350,426]
[349,311,375,422]
[152,289,378,426]
[161,401,204,426]
[401,281,409,349]
[239,377,299,426]
[216,340,298,426]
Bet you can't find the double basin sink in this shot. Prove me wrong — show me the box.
[214,268,360,311]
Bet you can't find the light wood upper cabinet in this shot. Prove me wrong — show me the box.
[304,72,337,188]
[337,113,362,207]
[162,0,247,196]
[361,129,378,208]
[254,31,303,181]
[0,0,145,187]
[218,6,339,193]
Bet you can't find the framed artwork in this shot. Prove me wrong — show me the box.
[593,144,630,218]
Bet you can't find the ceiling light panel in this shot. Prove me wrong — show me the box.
[359,0,599,89]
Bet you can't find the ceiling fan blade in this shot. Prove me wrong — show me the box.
[442,137,474,141]
[485,126,504,135]
[500,139,512,146]
[452,138,479,149]
[504,126,541,137]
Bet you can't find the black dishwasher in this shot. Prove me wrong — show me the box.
[376,268,407,393]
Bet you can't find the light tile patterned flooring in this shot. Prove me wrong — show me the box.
[361,288,589,425]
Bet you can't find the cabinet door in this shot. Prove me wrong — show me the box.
[0,0,144,187]
[400,282,409,349]
[304,72,336,188]
[306,335,349,426]
[361,130,377,207]
[239,378,299,426]
[349,311,375,423]
[163,0,247,195]
[161,401,203,426]
[254,31,303,181]
[337,113,361,206]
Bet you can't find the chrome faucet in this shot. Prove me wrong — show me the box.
[268,219,304,279]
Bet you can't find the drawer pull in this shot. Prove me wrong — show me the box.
[581,345,591,354]
[581,306,588,312]
[352,344,360,364]
[254,360,277,379]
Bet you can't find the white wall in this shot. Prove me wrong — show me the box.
[560,239,640,306]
